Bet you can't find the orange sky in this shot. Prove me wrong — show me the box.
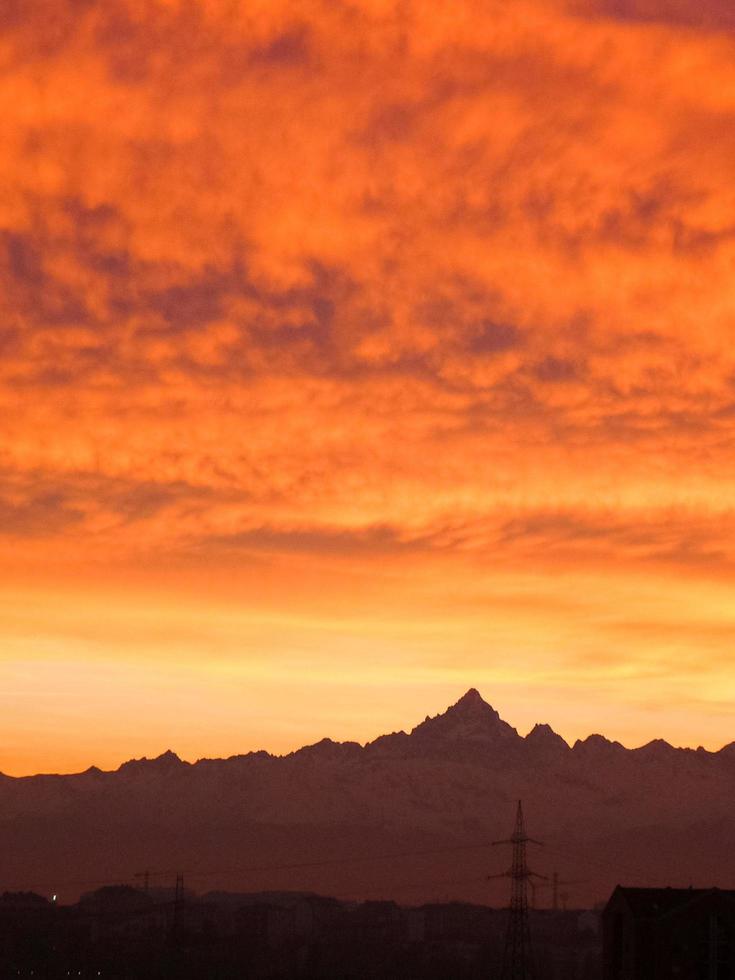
[2,0,735,776]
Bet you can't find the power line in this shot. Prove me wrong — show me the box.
[541,841,656,882]
[4,838,502,893]
[6,827,654,903]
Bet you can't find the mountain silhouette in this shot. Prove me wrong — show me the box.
[410,688,520,742]
[3,689,735,907]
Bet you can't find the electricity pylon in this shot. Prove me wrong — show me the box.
[489,800,545,980]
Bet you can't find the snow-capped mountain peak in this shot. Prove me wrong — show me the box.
[410,688,520,742]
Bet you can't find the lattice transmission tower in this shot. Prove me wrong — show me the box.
[490,800,544,980]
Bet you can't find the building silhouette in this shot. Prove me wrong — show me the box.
[603,886,735,979]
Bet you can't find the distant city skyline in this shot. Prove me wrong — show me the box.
[3,0,735,776]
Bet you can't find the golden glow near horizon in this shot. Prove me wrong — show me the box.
[2,0,735,775]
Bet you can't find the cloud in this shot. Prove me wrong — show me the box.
[207,524,415,557]
[577,0,735,30]
[2,0,735,768]
[0,490,85,537]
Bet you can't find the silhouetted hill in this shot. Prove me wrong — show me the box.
[2,690,735,906]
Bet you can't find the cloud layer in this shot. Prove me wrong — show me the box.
[2,0,735,772]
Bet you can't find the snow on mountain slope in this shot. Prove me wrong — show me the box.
[2,690,734,906]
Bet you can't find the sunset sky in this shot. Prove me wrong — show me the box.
[3,0,735,776]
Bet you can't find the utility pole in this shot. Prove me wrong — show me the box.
[172,873,184,940]
[551,872,585,911]
[133,869,150,893]
[490,800,544,980]
[174,873,184,911]
[530,869,585,911]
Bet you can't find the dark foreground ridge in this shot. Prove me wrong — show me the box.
[0,886,601,979]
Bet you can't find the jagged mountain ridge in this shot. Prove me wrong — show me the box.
[2,689,735,907]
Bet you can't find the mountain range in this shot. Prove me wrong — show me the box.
[3,689,735,907]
